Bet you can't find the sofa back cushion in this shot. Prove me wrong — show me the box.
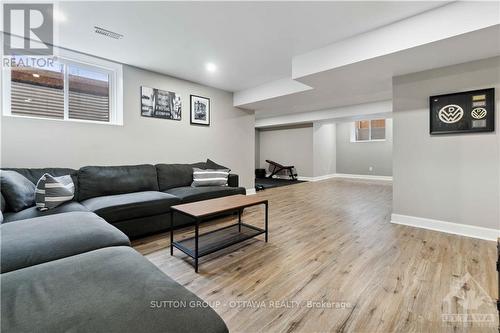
[78,165,159,201]
[1,193,6,213]
[205,158,231,172]
[2,168,78,201]
[0,171,36,212]
[3,168,78,185]
[156,162,206,191]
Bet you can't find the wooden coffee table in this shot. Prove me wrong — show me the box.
[170,194,268,272]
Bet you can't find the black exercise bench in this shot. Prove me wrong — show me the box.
[265,160,297,180]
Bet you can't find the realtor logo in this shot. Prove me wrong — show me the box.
[441,272,496,327]
[3,3,53,56]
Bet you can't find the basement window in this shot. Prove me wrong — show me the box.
[2,51,123,125]
[351,119,386,142]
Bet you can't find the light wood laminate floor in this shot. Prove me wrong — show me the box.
[133,179,498,333]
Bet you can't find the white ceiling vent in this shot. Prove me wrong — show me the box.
[94,26,123,40]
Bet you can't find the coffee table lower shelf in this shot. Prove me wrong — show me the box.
[170,195,269,272]
[172,223,265,259]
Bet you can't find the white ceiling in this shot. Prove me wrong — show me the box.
[250,26,500,118]
[55,1,448,92]
[236,1,500,120]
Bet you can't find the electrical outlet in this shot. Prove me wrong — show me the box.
[369,166,373,172]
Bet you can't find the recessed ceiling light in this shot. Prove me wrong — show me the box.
[205,63,217,73]
[32,73,40,78]
[53,10,67,22]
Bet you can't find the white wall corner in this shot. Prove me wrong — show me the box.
[391,213,499,242]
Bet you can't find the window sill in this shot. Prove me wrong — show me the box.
[350,139,386,143]
[2,114,123,126]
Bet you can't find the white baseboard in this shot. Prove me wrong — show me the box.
[297,173,392,182]
[297,176,313,181]
[298,174,337,182]
[334,173,393,182]
[391,213,499,241]
[246,188,256,195]
[265,174,336,182]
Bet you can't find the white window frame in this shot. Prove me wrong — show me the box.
[350,119,386,143]
[2,48,123,126]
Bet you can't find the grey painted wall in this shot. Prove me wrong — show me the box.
[258,125,314,177]
[336,119,393,176]
[392,56,500,230]
[255,129,260,169]
[313,121,336,177]
[1,65,255,189]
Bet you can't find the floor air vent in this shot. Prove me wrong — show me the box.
[94,26,123,40]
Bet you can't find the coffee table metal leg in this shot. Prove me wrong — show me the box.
[195,217,199,272]
[265,202,269,242]
[238,209,242,232]
[170,210,174,255]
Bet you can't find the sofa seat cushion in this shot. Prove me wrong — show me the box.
[81,191,181,223]
[165,186,246,204]
[2,201,89,223]
[1,246,228,333]
[0,212,130,273]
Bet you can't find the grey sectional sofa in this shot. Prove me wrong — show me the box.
[0,162,242,332]
[1,212,228,333]
[2,163,246,238]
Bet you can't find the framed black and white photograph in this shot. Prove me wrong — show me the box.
[141,86,181,120]
[190,95,210,126]
[430,88,495,135]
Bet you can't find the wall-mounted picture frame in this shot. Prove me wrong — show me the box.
[190,95,210,126]
[141,86,181,120]
[430,88,495,135]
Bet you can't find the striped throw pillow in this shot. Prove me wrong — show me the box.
[191,168,229,187]
[35,174,75,211]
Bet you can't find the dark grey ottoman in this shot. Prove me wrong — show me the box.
[1,212,130,273]
[1,246,228,333]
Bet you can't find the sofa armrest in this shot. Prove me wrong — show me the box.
[228,174,239,187]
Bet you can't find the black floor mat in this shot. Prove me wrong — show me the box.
[255,178,305,190]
